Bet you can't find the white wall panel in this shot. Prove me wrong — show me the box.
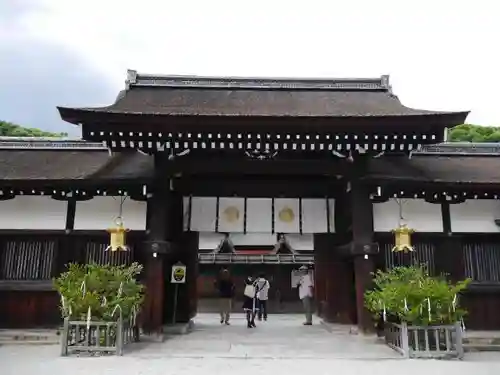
[0,196,67,230]
[274,198,300,233]
[199,232,225,250]
[74,197,146,230]
[450,200,500,233]
[285,234,314,250]
[218,197,245,232]
[190,197,217,232]
[373,198,443,232]
[328,199,336,233]
[229,233,277,246]
[183,196,190,231]
[246,198,273,232]
[301,198,328,233]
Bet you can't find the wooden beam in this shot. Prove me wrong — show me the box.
[174,177,343,197]
[163,158,349,176]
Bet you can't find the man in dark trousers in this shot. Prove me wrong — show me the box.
[254,273,271,321]
[214,268,235,325]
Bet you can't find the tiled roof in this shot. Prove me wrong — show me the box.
[0,140,499,185]
[57,70,468,122]
[367,154,500,184]
[0,147,152,181]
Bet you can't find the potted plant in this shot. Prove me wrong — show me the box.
[54,262,145,355]
[365,265,470,358]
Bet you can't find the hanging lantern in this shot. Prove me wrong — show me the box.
[105,217,130,252]
[392,224,415,252]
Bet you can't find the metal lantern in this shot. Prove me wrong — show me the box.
[105,217,130,252]
[392,224,415,252]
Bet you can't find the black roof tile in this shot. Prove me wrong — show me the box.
[58,71,468,122]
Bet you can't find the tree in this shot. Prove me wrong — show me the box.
[0,120,68,137]
[448,124,500,142]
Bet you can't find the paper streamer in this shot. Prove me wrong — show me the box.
[427,298,431,321]
[86,306,92,331]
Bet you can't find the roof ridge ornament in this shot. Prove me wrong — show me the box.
[126,69,389,91]
[126,69,138,90]
[381,75,393,95]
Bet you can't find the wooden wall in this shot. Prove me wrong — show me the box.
[0,231,145,328]
[1,231,500,330]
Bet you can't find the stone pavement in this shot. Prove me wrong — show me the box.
[2,314,500,375]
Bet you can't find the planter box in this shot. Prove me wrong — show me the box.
[384,322,464,359]
[60,316,139,356]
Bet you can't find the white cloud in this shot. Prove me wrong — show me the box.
[14,0,500,124]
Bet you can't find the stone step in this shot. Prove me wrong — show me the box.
[464,344,500,352]
[0,329,60,345]
[463,334,500,352]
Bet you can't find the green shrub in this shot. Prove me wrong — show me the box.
[364,265,471,326]
[53,262,145,322]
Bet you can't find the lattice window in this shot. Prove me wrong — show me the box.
[463,242,500,283]
[84,241,133,266]
[381,241,436,275]
[0,239,55,280]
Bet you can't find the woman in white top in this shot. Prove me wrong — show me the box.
[242,277,258,328]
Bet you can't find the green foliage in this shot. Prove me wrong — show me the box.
[53,262,145,322]
[0,120,68,137]
[364,265,471,326]
[449,124,500,142]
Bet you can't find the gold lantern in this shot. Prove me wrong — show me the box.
[392,224,415,252]
[105,217,130,252]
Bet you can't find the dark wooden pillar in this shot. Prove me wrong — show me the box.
[163,191,198,324]
[142,155,174,333]
[435,202,465,281]
[350,180,376,333]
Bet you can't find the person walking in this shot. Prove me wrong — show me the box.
[214,268,235,325]
[242,276,258,328]
[254,273,270,321]
[297,265,314,325]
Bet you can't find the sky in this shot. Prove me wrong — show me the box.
[0,0,499,136]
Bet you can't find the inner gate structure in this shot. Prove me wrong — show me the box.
[57,71,467,332]
[8,71,499,333]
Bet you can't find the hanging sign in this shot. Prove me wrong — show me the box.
[171,263,187,284]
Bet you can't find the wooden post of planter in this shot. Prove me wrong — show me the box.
[60,317,69,356]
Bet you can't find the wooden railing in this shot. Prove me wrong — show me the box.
[60,314,139,356]
[384,322,464,359]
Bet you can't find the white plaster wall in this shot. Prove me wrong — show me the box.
[0,196,67,230]
[246,198,273,232]
[74,197,147,230]
[301,198,330,233]
[450,200,500,233]
[373,198,443,232]
[183,197,334,234]
[285,234,314,250]
[190,197,217,232]
[198,232,225,250]
[229,233,277,246]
